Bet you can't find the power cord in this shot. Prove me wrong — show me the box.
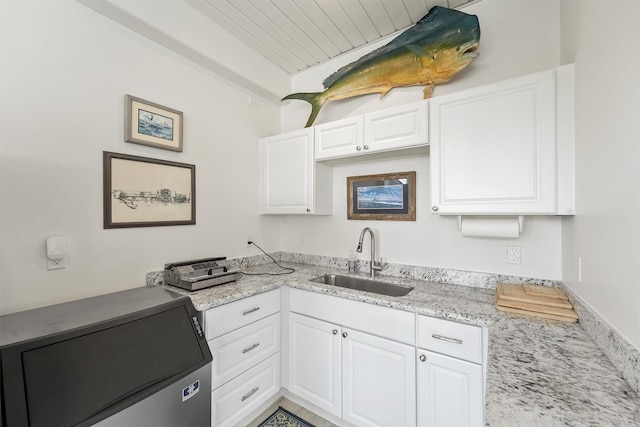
[241,240,295,276]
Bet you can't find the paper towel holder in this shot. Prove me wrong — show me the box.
[456,215,525,234]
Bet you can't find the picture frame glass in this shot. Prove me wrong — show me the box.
[354,180,408,214]
[103,152,195,228]
[125,95,183,152]
[347,171,416,221]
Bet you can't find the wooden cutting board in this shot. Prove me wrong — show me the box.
[495,301,578,323]
[495,292,578,320]
[522,284,569,301]
[497,283,572,309]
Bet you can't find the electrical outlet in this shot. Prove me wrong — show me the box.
[507,246,521,264]
[245,235,253,247]
[299,233,305,246]
[47,258,65,270]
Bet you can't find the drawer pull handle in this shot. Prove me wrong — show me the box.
[242,342,260,354]
[242,307,260,316]
[241,387,259,402]
[432,334,463,344]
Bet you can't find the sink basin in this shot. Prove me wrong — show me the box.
[310,274,414,297]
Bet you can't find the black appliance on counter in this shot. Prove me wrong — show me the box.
[0,286,212,427]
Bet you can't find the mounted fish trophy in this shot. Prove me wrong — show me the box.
[282,6,480,128]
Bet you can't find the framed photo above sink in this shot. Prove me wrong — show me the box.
[347,171,416,221]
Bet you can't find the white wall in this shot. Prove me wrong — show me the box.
[278,0,564,280]
[0,0,282,314]
[560,0,640,348]
[75,0,290,103]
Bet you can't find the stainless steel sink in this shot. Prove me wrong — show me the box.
[310,274,414,297]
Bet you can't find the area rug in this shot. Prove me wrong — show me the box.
[258,406,316,427]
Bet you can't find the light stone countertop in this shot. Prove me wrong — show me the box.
[153,262,639,426]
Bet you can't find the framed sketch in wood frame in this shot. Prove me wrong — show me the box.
[347,171,416,221]
[103,151,195,228]
[125,94,183,152]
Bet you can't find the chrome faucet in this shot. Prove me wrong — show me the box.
[356,227,382,278]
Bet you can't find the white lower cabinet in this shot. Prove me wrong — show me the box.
[288,313,341,417]
[287,289,416,427]
[204,290,281,427]
[417,351,483,427]
[209,314,280,389]
[204,288,485,427]
[342,328,416,427]
[211,354,280,427]
[417,315,485,427]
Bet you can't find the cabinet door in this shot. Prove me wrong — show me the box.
[314,115,363,160]
[259,128,314,214]
[417,350,483,427]
[364,100,428,152]
[430,69,557,214]
[342,328,416,427]
[287,313,341,417]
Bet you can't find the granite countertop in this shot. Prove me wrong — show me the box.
[157,263,640,426]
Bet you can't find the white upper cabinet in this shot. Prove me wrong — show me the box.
[364,100,428,151]
[315,101,428,161]
[259,128,332,215]
[314,115,364,160]
[430,65,575,215]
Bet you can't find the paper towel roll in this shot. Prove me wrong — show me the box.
[460,217,521,238]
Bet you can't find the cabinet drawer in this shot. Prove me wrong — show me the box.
[211,354,280,427]
[205,289,280,340]
[289,288,415,345]
[418,316,482,364]
[209,313,280,389]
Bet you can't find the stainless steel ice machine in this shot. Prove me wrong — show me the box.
[0,286,212,427]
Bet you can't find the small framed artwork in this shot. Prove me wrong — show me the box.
[103,151,195,228]
[124,94,183,152]
[347,171,416,221]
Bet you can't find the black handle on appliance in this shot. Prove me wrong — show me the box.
[164,257,227,270]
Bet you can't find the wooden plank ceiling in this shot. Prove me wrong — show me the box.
[196,0,478,74]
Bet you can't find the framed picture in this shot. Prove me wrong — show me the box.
[124,94,183,152]
[347,171,416,221]
[103,151,195,228]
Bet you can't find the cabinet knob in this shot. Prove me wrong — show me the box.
[356,146,362,151]
[342,332,348,338]
[332,329,338,335]
[306,208,311,213]
[419,354,426,362]
[363,145,369,150]
[431,206,439,212]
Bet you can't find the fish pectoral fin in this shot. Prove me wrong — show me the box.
[405,45,435,67]
[379,86,393,99]
[423,83,435,99]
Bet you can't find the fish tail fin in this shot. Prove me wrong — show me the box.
[282,92,327,127]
